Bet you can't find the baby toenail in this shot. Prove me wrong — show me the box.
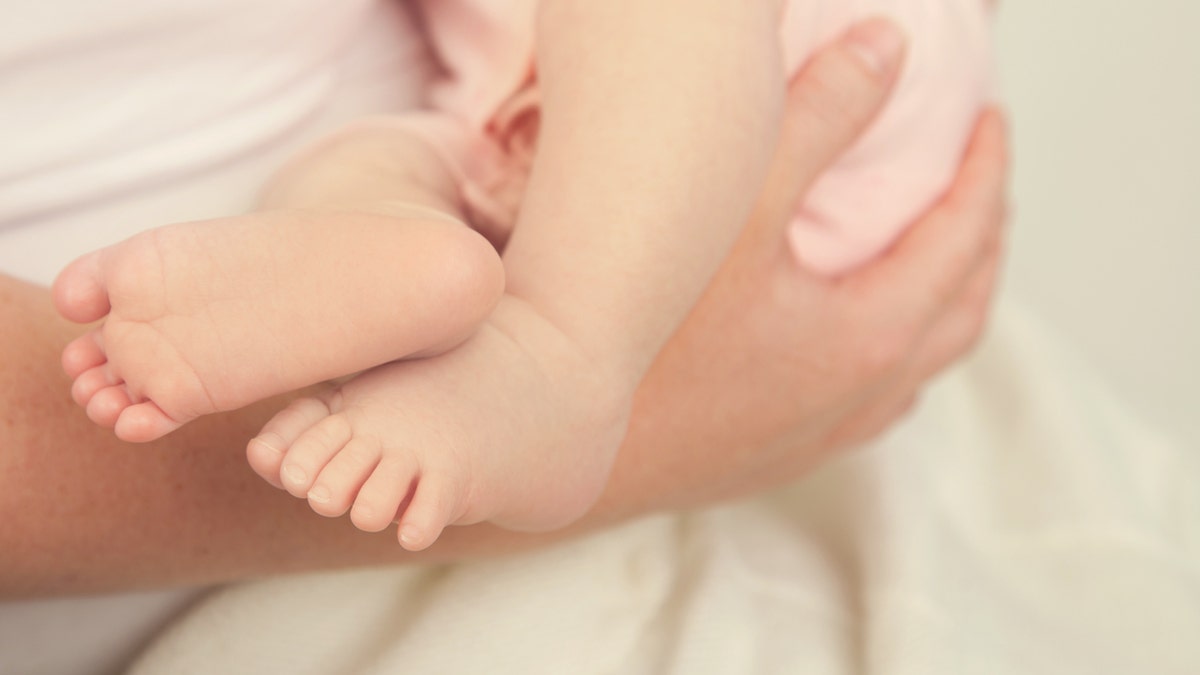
[399,525,421,548]
[283,465,307,485]
[308,485,331,503]
[252,433,285,455]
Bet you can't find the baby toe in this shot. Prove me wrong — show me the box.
[396,475,461,552]
[248,398,335,489]
[280,413,353,499]
[85,384,131,427]
[72,364,117,407]
[52,251,111,324]
[350,455,418,533]
[114,401,183,443]
[306,436,380,518]
[62,332,107,379]
[246,436,287,489]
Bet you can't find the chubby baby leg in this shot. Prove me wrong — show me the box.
[53,120,504,442]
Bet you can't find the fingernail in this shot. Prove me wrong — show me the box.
[845,18,906,76]
[308,485,331,504]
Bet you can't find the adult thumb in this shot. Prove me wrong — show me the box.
[749,18,907,244]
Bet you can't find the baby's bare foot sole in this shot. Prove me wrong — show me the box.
[54,208,503,442]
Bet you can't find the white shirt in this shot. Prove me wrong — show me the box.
[0,0,429,283]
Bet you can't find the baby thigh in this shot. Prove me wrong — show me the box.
[779,0,994,274]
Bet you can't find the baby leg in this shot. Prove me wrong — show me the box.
[54,118,504,442]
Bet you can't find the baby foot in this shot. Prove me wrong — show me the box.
[53,208,503,442]
[246,297,630,551]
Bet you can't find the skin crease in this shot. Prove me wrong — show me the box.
[0,22,1008,597]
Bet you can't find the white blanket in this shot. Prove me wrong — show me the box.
[128,302,1200,674]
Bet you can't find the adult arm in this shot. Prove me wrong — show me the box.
[0,21,1008,597]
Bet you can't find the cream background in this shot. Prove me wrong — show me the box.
[997,0,1199,444]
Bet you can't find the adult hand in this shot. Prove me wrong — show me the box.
[594,19,1009,519]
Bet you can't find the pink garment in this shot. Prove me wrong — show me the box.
[414,0,992,274]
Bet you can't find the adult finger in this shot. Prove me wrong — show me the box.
[825,232,996,451]
[823,388,920,450]
[825,247,1001,451]
[747,18,908,244]
[849,108,1009,329]
[904,234,1005,384]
